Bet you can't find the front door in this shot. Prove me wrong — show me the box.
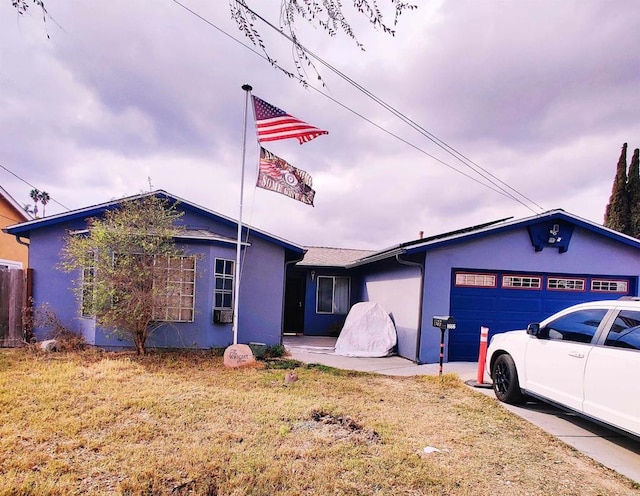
[283,275,305,334]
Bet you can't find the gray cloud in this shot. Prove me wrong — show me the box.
[1,0,639,249]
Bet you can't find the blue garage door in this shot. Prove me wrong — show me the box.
[448,269,636,362]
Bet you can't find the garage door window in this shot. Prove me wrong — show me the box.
[502,275,541,289]
[591,279,628,293]
[605,310,640,350]
[547,278,585,291]
[454,272,496,287]
[544,309,607,343]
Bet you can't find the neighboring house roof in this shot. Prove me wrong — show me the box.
[4,190,304,255]
[297,246,376,268]
[346,210,640,268]
[0,185,30,222]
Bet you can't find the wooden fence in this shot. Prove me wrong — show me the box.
[0,268,33,347]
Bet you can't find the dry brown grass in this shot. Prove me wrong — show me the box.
[0,348,637,495]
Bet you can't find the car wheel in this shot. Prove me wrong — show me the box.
[492,354,524,404]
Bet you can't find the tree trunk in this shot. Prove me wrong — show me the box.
[135,334,146,355]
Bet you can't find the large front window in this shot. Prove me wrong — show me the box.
[152,255,196,322]
[214,259,234,309]
[317,276,350,314]
[81,253,196,322]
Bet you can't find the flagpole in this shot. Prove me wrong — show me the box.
[233,84,252,345]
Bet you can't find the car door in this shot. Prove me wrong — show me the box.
[583,309,640,436]
[523,308,608,412]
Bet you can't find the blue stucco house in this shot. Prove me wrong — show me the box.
[7,192,640,363]
[286,210,640,364]
[6,191,305,350]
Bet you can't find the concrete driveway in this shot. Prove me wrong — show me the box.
[283,335,640,484]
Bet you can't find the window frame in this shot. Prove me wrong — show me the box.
[0,258,22,270]
[316,275,351,315]
[80,252,197,323]
[502,274,542,290]
[152,255,196,323]
[591,279,629,294]
[454,272,497,288]
[213,258,235,310]
[547,277,586,292]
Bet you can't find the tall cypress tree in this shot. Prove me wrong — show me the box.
[604,143,629,233]
[627,147,640,238]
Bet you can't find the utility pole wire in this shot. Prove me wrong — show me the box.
[0,162,71,212]
[239,3,544,214]
[172,1,519,201]
[173,0,544,210]
[174,1,538,206]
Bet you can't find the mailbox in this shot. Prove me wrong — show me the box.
[433,315,456,376]
[432,315,456,331]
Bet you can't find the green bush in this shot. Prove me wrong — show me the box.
[264,344,285,358]
[264,358,302,369]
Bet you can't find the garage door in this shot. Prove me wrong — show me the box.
[448,269,636,362]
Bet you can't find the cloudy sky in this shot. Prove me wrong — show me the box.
[2,1,639,249]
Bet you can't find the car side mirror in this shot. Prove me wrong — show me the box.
[527,323,541,337]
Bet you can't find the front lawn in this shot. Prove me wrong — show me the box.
[0,349,636,495]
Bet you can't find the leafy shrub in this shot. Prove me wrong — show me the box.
[264,358,302,370]
[264,344,285,358]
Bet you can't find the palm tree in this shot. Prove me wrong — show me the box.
[29,188,40,218]
[38,191,50,217]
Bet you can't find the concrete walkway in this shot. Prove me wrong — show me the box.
[283,336,640,484]
[283,335,478,378]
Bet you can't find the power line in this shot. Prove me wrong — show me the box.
[0,162,71,211]
[173,1,530,202]
[174,0,543,212]
[171,0,521,201]
[238,3,544,214]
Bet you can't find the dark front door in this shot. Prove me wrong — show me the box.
[284,275,306,334]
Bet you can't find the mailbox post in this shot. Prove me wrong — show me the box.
[432,315,456,376]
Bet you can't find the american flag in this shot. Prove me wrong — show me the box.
[252,95,328,144]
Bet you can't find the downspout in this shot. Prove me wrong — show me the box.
[280,255,306,345]
[14,235,29,247]
[395,253,425,364]
[12,235,32,342]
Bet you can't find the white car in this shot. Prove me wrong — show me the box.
[486,298,640,438]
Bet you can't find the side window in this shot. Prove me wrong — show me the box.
[544,309,607,344]
[214,259,234,309]
[605,310,640,351]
